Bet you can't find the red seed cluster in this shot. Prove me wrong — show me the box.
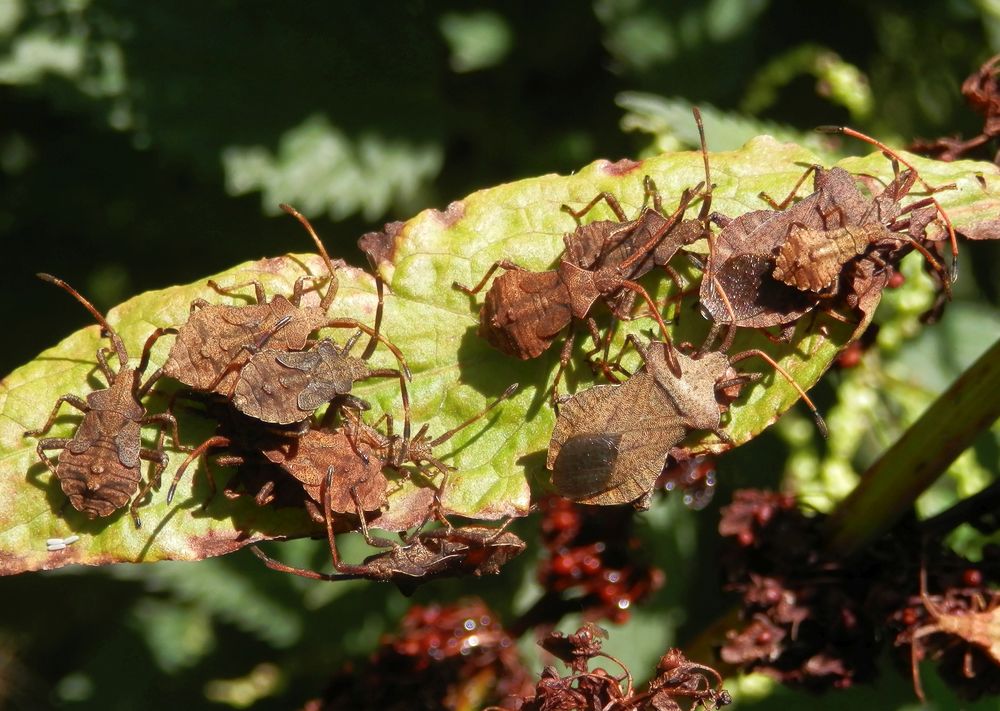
[719,490,880,690]
[537,495,664,624]
[719,489,1000,699]
[881,545,1000,701]
[305,599,530,710]
[658,454,718,510]
[513,625,731,711]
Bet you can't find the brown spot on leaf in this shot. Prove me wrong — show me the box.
[0,550,29,576]
[602,158,642,176]
[186,531,254,561]
[431,201,466,228]
[958,218,1000,241]
[255,256,293,274]
[462,496,530,521]
[358,221,406,266]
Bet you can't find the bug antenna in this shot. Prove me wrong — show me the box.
[619,182,701,273]
[692,107,713,223]
[429,384,518,447]
[360,259,385,361]
[815,126,959,283]
[279,203,340,294]
[167,436,228,504]
[728,349,828,437]
[37,273,129,368]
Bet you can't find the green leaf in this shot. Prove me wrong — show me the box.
[3,138,998,575]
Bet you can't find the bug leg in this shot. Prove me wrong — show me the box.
[167,436,229,504]
[250,545,341,581]
[615,279,680,375]
[207,279,267,304]
[136,327,178,390]
[289,275,329,306]
[254,480,276,507]
[140,412,182,456]
[278,204,340,310]
[560,190,629,224]
[582,317,618,383]
[304,500,325,525]
[319,467,371,576]
[360,266,385,360]
[662,265,686,324]
[95,347,117,382]
[424,383,520,450]
[758,165,822,210]
[551,327,576,410]
[324,318,410,380]
[348,487,396,549]
[138,445,168,488]
[32,438,71,478]
[341,330,364,357]
[452,259,524,296]
[130,430,169,529]
[25,395,90,440]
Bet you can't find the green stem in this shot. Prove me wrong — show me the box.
[825,336,1000,555]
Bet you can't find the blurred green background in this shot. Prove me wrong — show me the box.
[2,1,999,709]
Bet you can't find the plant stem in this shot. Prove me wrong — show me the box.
[825,336,1000,555]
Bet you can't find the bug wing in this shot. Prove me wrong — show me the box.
[548,376,684,506]
[232,350,312,425]
[114,419,142,468]
[550,433,627,501]
[701,253,816,327]
[264,429,387,513]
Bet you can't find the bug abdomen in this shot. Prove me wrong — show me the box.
[774,225,877,292]
[57,439,141,518]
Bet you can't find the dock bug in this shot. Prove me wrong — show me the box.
[547,337,824,507]
[24,274,179,527]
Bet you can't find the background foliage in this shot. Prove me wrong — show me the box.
[1,1,998,708]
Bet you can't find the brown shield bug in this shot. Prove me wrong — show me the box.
[559,108,714,325]
[697,154,950,350]
[250,466,525,594]
[696,167,848,348]
[326,382,520,516]
[163,394,309,513]
[546,342,740,508]
[453,161,710,396]
[770,160,952,298]
[154,204,399,398]
[547,337,824,507]
[817,126,959,280]
[23,274,179,527]
[258,425,389,524]
[169,384,517,527]
[228,292,410,427]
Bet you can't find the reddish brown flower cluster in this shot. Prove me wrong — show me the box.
[536,495,664,624]
[911,55,1000,163]
[718,490,880,691]
[719,489,1000,700]
[510,624,731,711]
[881,547,1000,701]
[304,599,530,711]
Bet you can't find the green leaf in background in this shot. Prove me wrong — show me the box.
[617,93,833,154]
[2,139,997,575]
